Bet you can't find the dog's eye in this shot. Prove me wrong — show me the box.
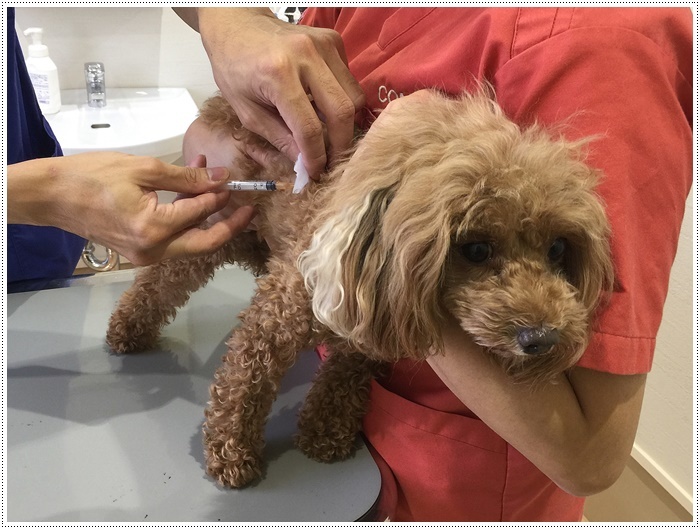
[461,242,493,264]
[548,238,567,263]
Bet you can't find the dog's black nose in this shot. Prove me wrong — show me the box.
[517,327,560,355]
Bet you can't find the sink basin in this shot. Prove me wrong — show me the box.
[45,88,198,163]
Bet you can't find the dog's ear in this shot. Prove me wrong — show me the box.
[561,188,615,317]
[299,180,450,362]
[298,90,461,360]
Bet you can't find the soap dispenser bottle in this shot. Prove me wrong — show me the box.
[23,27,61,115]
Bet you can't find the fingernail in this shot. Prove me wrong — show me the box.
[207,167,229,182]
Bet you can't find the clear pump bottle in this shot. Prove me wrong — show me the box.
[23,27,61,115]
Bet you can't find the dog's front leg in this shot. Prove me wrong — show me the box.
[203,261,313,488]
[296,349,383,462]
[106,249,227,354]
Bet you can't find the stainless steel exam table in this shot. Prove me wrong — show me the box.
[7,266,381,522]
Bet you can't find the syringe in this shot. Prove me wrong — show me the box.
[224,180,292,192]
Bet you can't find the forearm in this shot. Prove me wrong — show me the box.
[173,7,274,34]
[428,320,646,496]
[7,157,83,231]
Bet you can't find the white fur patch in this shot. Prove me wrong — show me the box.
[297,193,375,333]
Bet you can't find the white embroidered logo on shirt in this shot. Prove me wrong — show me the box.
[378,85,404,104]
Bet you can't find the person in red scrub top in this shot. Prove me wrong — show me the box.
[177,7,692,521]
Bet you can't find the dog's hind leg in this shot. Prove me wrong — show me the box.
[203,258,314,488]
[296,350,383,462]
[106,247,229,354]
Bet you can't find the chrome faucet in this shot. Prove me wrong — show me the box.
[84,62,106,107]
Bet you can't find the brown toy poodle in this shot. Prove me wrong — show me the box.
[106,89,613,489]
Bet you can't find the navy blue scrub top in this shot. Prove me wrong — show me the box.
[7,7,85,286]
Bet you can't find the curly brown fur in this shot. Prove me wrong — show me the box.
[296,348,385,462]
[106,89,613,488]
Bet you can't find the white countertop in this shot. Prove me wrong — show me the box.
[7,266,381,522]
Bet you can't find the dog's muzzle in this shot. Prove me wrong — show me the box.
[517,327,560,355]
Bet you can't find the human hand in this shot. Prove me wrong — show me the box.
[7,152,256,265]
[194,7,365,179]
[183,115,293,234]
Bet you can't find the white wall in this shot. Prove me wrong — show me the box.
[633,192,694,512]
[14,6,694,512]
[15,7,217,107]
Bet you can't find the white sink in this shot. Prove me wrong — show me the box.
[45,88,198,163]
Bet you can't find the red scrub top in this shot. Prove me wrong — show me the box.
[304,7,692,522]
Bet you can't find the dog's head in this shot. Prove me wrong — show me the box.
[299,90,613,384]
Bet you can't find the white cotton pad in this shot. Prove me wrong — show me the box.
[293,154,310,194]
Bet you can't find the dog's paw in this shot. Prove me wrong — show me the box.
[105,313,160,354]
[205,445,263,488]
[105,324,159,354]
[295,421,360,463]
